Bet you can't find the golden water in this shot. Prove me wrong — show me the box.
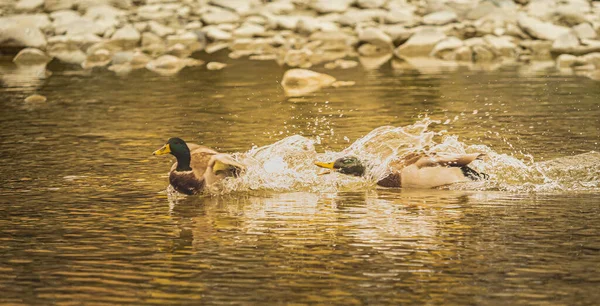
[1,56,599,304]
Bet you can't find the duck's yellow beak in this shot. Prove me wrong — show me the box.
[314,161,335,169]
[152,144,171,156]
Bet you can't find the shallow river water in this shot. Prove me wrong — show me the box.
[1,55,599,305]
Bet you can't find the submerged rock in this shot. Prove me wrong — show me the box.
[13,48,52,65]
[281,69,336,97]
[207,61,227,70]
[324,59,358,69]
[24,94,47,103]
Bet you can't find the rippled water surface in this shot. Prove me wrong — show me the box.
[1,55,599,305]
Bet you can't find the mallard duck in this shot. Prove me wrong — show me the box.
[153,138,244,195]
[315,152,487,189]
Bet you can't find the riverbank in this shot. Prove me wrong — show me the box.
[1,0,600,82]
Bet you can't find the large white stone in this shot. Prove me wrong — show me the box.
[0,16,48,49]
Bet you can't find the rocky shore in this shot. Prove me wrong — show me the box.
[2,0,600,85]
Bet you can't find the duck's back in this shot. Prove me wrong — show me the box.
[400,164,469,189]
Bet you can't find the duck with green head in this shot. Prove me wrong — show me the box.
[153,138,244,195]
[315,152,487,189]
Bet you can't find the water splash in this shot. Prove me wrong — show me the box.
[210,119,600,194]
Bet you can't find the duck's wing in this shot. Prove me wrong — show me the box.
[414,153,485,168]
[209,154,245,176]
[202,154,245,188]
[188,151,216,178]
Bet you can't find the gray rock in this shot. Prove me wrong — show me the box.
[430,36,463,59]
[580,52,600,68]
[573,23,597,40]
[202,6,240,24]
[517,13,569,41]
[264,1,295,14]
[451,46,473,61]
[283,48,313,68]
[111,51,134,65]
[15,0,44,12]
[47,33,103,50]
[552,1,590,27]
[423,11,457,26]
[233,23,265,37]
[44,0,75,12]
[13,47,52,65]
[166,31,202,54]
[48,45,86,65]
[210,0,256,15]
[519,39,553,59]
[136,5,176,21]
[338,8,388,26]
[141,32,166,56]
[82,48,112,69]
[281,68,336,97]
[111,24,140,49]
[54,17,108,36]
[357,0,387,9]
[204,26,232,41]
[3,14,51,29]
[311,0,353,13]
[147,21,175,37]
[384,8,417,25]
[84,5,123,30]
[185,21,204,30]
[383,24,414,46]
[205,42,229,53]
[472,44,495,61]
[556,53,578,69]
[394,27,447,57]
[483,35,517,57]
[358,27,393,50]
[0,16,47,49]
[50,9,79,25]
[357,43,391,56]
[465,1,497,20]
[551,31,580,54]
